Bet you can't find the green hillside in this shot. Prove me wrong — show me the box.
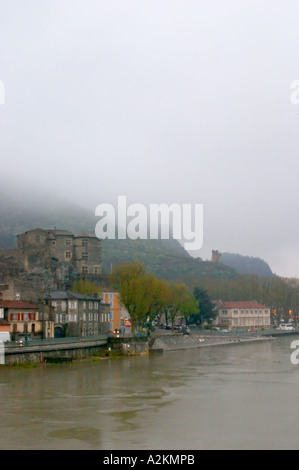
[0,186,238,282]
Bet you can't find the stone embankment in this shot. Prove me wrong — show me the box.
[150,333,273,352]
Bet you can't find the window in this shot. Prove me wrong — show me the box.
[89,302,93,309]
[83,302,86,309]
[82,239,88,246]
[66,238,72,246]
[69,301,77,309]
[222,310,228,315]
[61,314,66,323]
[69,314,77,322]
[83,313,86,321]
[82,266,88,274]
[82,252,89,260]
[94,266,100,275]
[233,310,238,316]
[65,251,71,259]
[94,302,98,310]
[110,311,113,320]
[109,294,113,300]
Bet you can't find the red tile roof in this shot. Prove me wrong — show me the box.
[220,301,269,309]
[0,300,38,309]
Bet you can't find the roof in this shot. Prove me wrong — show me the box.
[0,300,39,309]
[219,301,270,310]
[44,291,100,301]
[50,230,73,237]
[74,232,97,238]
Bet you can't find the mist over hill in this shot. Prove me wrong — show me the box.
[221,252,275,278]
[0,185,239,281]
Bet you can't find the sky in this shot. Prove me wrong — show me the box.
[1,0,299,277]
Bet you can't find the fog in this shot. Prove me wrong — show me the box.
[1,0,299,277]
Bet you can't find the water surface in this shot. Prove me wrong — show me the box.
[1,337,298,450]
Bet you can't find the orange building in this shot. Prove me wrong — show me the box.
[101,291,130,332]
[101,291,121,332]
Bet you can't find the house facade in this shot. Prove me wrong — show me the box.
[101,291,121,332]
[44,291,110,338]
[0,306,10,339]
[216,301,271,330]
[17,228,102,276]
[0,300,42,338]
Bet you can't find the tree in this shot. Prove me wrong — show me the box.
[70,280,101,297]
[111,261,147,331]
[167,283,189,327]
[193,287,216,326]
[180,295,199,325]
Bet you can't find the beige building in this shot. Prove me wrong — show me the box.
[217,301,271,330]
[17,228,102,277]
[0,300,42,338]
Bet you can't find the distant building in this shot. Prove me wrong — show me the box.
[211,250,222,263]
[44,291,110,338]
[0,300,42,338]
[216,301,271,330]
[17,228,102,277]
[101,290,130,332]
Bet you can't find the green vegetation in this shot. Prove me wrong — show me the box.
[192,287,216,325]
[221,252,275,277]
[70,280,102,297]
[111,261,199,330]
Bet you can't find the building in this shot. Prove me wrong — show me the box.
[0,306,10,340]
[44,291,110,338]
[17,228,102,277]
[211,250,222,263]
[101,290,124,332]
[216,301,271,330]
[0,300,42,338]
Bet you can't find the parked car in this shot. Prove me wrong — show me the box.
[248,329,257,333]
[181,326,191,335]
[15,335,32,345]
[277,323,295,331]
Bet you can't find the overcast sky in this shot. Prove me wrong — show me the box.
[1,0,299,277]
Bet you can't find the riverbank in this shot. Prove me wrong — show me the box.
[150,333,274,352]
[2,332,277,366]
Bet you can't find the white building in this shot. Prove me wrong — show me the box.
[216,301,271,330]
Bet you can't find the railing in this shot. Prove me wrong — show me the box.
[5,335,108,349]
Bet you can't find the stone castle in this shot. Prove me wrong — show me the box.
[17,228,102,277]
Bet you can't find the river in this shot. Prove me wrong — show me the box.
[1,336,299,450]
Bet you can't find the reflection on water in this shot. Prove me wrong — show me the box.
[1,337,299,449]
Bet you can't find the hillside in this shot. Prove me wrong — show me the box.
[221,252,275,278]
[0,186,238,282]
